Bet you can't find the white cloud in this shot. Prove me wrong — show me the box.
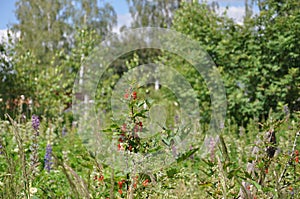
[111,6,248,32]
[218,6,246,25]
[112,13,132,33]
[0,29,9,43]
[0,29,19,44]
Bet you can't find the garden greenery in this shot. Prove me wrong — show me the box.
[0,0,299,198]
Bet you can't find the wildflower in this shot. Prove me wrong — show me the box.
[265,168,268,174]
[118,189,122,195]
[118,143,124,151]
[118,137,124,143]
[44,144,53,173]
[62,126,67,137]
[134,124,139,133]
[174,115,179,124]
[124,93,129,99]
[0,144,2,155]
[283,105,289,115]
[171,145,177,157]
[295,150,299,156]
[119,133,125,143]
[142,179,149,187]
[121,124,126,132]
[139,121,143,127]
[30,117,40,176]
[118,181,123,189]
[31,115,40,131]
[132,91,137,100]
[94,175,104,182]
[30,187,37,195]
[295,156,299,163]
[133,176,138,188]
[139,121,143,131]
[220,121,224,129]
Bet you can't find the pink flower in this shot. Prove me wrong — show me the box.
[121,124,126,132]
[124,93,129,99]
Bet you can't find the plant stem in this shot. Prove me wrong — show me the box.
[278,131,300,184]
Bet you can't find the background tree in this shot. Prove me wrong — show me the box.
[170,0,300,126]
[13,0,116,65]
[2,0,116,118]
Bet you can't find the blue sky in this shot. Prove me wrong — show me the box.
[0,0,258,30]
[0,0,18,29]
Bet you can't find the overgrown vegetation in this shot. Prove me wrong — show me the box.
[0,0,299,198]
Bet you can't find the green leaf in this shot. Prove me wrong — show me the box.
[176,147,199,163]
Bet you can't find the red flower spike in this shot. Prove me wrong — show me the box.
[132,91,137,100]
[118,181,123,189]
[98,175,104,181]
[295,156,299,163]
[118,189,123,195]
[289,186,293,191]
[139,121,143,127]
[142,179,149,187]
[295,150,299,156]
[128,145,132,151]
[94,175,98,181]
[265,168,268,174]
[133,175,138,188]
[117,143,121,151]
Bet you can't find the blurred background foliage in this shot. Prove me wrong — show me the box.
[0,0,300,198]
[0,0,299,127]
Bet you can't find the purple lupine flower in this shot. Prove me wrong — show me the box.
[30,115,40,176]
[220,121,225,130]
[0,144,3,155]
[62,126,67,137]
[172,145,177,157]
[32,115,40,131]
[44,144,53,173]
[174,115,179,124]
[283,105,289,116]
